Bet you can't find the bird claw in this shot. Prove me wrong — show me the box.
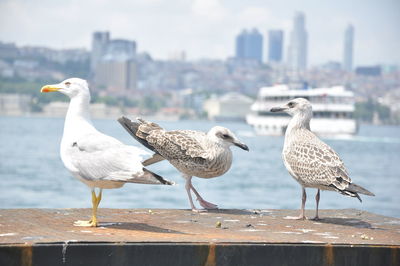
[191,208,208,213]
[198,199,218,210]
[310,216,320,221]
[74,220,98,227]
[284,215,307,220]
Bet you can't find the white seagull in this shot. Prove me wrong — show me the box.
[41,78,173,227]
[271,98,374,220]
[118,117,249,212]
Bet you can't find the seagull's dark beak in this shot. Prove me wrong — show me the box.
[270,106,286,112]
[234,141,249,151]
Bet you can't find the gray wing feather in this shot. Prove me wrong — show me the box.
[66,133,166,184]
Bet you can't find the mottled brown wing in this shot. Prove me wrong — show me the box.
[284,133,351,189]
[145,130,209,160]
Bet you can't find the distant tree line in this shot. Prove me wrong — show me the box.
[0,77,168,113]
[1,77,398,124]
[354,99,392,124]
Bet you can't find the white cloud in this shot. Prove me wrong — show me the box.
[238,6,271,27]
[191,0,227,21]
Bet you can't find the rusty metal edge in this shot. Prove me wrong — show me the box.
[1,241,399,247]
[1,241,399,266]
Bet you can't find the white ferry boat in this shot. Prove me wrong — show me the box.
[246,84,358,136]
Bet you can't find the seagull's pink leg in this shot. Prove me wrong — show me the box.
[183,175,206,212]
[311,189,320,220]
[285,187,307,220]
[190,184,218,209]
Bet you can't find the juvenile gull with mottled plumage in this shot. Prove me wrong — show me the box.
[271,98,374,220]
[118,117,249,212]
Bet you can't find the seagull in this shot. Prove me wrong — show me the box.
[270,98,374,220]
[41,78,173,227]
[118,117,249,212]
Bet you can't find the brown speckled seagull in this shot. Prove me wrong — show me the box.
[118,117,249,212]
[271,98,374,220]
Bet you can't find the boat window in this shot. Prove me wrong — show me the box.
[313,111,354,119]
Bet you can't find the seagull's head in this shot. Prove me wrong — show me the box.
[41,78,90,99]
[208,126,249,151]
[270,98,312,117]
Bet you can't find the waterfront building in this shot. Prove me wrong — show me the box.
[0,94,31,116]
[203,92,253,121]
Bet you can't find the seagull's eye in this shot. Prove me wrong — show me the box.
[288,102,295,108]
[222,134,230,139]
[65,82,71,86]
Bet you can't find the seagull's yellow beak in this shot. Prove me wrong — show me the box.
[41,85,60,93]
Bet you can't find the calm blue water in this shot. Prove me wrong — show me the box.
[0,116,399,218]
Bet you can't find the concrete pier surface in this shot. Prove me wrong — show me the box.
[1,208,399,266]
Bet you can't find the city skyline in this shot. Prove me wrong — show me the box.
[0,0,399,66]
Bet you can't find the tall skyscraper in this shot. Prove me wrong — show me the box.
[235,28,263,63]
[343,24,354,72]
[91,31,110,73]
[287,12,308,70]
[105,39,136,60]
[95,60,137,94]
[235,29,247,59]
[246,28,263,62]
[268,30,283,63]
[91,32,137,94]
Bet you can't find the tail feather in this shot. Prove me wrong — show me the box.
[330,182,374,203]
[106,169,174,185]
[347,183,375,197]
[335,188,362,202]
[142,168,174,185]
[118,116,157,152]
[142,153,165,166]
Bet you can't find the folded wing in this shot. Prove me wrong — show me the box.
[66,132,173,185]
[118,117,209,163]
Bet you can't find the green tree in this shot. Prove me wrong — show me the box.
[354,99,391,123]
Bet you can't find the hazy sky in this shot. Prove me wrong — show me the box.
[0,0,399,66]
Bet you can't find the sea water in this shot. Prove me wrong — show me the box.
[0,116,399,218]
